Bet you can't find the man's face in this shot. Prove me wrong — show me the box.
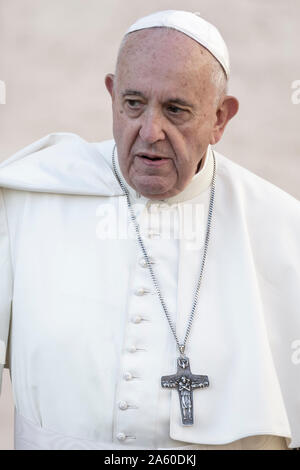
[106,29,228,200]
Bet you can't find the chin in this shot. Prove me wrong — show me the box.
[139,189,166,199]
[133,176,173,197]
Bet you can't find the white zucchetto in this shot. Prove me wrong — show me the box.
[125,10,230,78]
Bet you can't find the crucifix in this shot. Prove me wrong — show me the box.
[161,356,209,426]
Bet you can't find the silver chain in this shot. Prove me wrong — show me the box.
[112,145,216,356]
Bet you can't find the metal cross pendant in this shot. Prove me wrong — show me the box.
[161,356,209,426]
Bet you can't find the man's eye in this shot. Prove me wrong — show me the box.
[167,105,183,114]
[126,99,141,109]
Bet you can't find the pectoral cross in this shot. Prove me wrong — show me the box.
[161,356,209,426]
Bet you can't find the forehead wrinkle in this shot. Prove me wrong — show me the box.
[117,28,214,74]
[121,89,194,108]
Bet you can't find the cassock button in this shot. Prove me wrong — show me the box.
[135,287,148,296]
[139,257,155,268]
[116,432,126,442]
[132,315,142,324]
[124,372,133,381]
[119,401,128,410]
[139,258,147,268]
[147,229,160,239]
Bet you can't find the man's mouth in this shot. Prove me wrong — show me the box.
[136,153,165,161]
[136,153,170,167]
[142,155,162,161]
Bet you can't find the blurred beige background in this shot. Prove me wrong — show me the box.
[0,0,299,450]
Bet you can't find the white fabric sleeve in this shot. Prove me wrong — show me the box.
[0,188,13,395]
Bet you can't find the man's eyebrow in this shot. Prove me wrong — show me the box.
[121,90,194,108]
[121,90,145,98]
[167,98,194,108]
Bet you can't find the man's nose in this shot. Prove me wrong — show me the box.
[139,110,165,144]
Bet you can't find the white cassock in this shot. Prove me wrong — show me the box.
[0,133,299,450]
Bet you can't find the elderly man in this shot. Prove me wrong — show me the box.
[0,10,299,450]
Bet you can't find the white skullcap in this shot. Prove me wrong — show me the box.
[125,10,230,78]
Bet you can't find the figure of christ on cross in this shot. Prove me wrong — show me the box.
[161,356,209,426]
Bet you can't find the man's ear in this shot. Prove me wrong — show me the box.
[210,96,239,145]
[105,74,115,99]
